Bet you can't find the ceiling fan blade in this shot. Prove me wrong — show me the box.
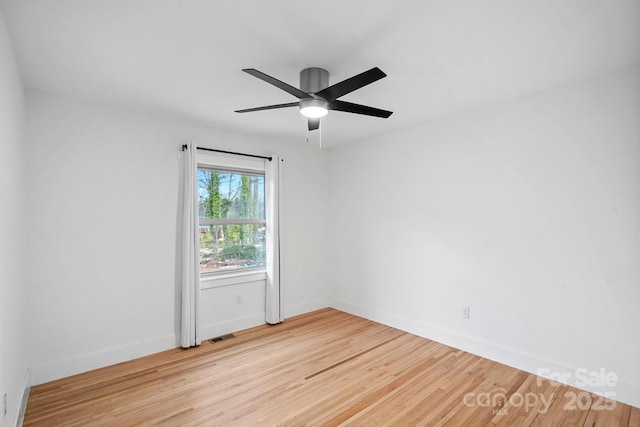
[330,100,393,118]
[242,69,312,100]
[315,67,387,102]
[308,118,320,131]
[235,102,299,113]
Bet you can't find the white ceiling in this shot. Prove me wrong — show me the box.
[2,0,639,147]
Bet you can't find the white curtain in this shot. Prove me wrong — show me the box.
[265,155,283,324]
[180,142,201,347]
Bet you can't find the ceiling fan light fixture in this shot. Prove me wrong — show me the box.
[300,98,328,118]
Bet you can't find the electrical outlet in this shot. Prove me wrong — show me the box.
[3,392,7,419]
[235,294,243,304]
[462,305,470,319]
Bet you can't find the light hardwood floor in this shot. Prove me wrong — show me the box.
[24,308,639,426]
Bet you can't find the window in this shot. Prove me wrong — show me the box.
[198,168,266,275]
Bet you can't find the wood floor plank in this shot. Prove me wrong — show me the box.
[349,352,480,426]
[23,308,638,426]
[488,374,558,426]
[628,406,640,426]
[280,334,438,426]
[582,394,631,426]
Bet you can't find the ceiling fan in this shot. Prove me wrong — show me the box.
[235,67,393,131]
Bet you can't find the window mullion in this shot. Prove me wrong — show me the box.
[199,218,266,226]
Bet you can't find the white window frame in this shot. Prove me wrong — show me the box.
[197,151,268,289]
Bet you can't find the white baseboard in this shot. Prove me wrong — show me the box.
[201,313,266,340]
[284,297,329,319]
[201,297,329,338]
[28,298,329,387]
[16,369,30,427]
[329,297,640,409]
[29,334,178,386]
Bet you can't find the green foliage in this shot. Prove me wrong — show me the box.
[220,245,258,261]
[200,228,215,258]
[204,172,221,218]
[200,229,213,247]
[226,224,241,244]
[239,175,250,242]
[241,176,250,216]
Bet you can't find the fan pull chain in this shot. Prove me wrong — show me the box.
[319,120,322,149]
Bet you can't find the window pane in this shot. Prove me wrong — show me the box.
[199,224,266,274]
[198,170,265,220]
[198,167,266,275]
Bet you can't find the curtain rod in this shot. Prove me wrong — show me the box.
[182,145,272,161]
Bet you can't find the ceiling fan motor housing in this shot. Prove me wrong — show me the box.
[300,67,329,95]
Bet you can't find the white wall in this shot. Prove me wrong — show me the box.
[0,6,28,427]
[328,66,640,407]
[25,91,330,384]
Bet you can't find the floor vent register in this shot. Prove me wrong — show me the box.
[209,333,236,344]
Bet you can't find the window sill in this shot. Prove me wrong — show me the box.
[200,270,267,290]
